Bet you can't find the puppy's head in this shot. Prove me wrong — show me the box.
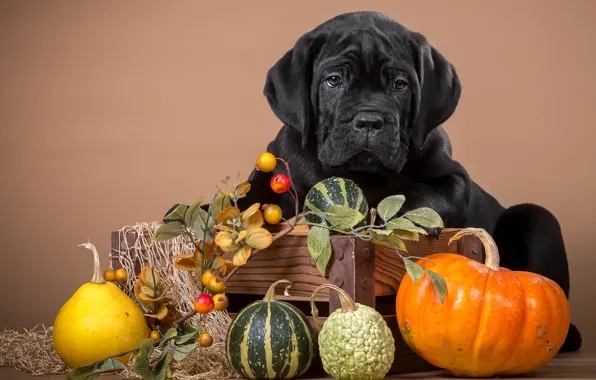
[264,11,461,175]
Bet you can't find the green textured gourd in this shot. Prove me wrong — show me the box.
[310,284,395,380]
[225,280,315,379]
[303,177,368,224]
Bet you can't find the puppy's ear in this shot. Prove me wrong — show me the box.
[264,34,323,148]
[408,33,461,149]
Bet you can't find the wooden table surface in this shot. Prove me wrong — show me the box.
[0,350,596,380]
[1,350,595,379]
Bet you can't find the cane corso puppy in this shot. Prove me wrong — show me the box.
[204,10,581,351]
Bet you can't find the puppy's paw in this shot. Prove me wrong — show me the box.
[422,226,442,240]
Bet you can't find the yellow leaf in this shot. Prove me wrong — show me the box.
[232,245,252,266]
[214,231,240,253]
[193,242,215,262]
[234,182,251,199]
[214,225,235,233]
[246,227,273,250]
[211,256,236,276]
[134,281,154,310]
[138,285,172,303]
[140,285,157,297]
[241,203,261,220]
[236,230,248,244]
[173,258,202,271]
[216,206,241,223]
[144,304,169,320]
[139,265,160,289]
[171,253,194,260]
[243,210,264,230]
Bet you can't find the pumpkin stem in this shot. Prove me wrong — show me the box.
[448,228,500,271]
[79,240,106,284]
[263,279,293,302]
[309,284,357,328]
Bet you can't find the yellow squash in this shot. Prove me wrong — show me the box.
[53,241,149,368]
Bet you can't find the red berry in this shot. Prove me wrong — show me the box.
[270,174,291,194]
[194,294,215,314]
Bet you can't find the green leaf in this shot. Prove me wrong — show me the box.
[402,208,444,228]
[315,241,333,277]
[152,221,185,241]
[158,327,178,349]
[372,234,407,252]
[132,338,155,379]
[377,195,406,222]
[153,351,172,380]
[427,269,448,304]
[307,225,333,276]
[307,226,330,261]
[190,208,216,243]
[174,329,201,345]
[394,230,419,241]
[164,204,188,224]
[325,205,365,230]
[368,228,393,236]
[386,217,428,234]
[66,358,125,380]
[172,343,197,361]
[99,358,127,372]
[67,365,99,380]
[403,258,424,283]
[184,197,204,227]
[210,191,232,219]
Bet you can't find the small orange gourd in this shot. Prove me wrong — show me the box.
[396,228,571,378]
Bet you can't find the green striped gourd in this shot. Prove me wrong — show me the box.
[303,176,368,224]
[225,280,315,379]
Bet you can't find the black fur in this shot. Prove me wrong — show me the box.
[193,11,582,352]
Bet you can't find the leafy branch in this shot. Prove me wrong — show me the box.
[301,193,449,304]
[152,153,450,342]
[66,327,201,380]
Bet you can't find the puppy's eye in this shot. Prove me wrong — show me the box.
[325,75,343,88]
[393,79,408,92]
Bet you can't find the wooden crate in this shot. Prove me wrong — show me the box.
[111,224,485,376]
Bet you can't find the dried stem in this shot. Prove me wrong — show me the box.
[173,310,197,327]
[79,240,106,284]
[310,284,357,328]
[449,227,499,270]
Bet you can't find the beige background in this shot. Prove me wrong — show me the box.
[1,0,595,353]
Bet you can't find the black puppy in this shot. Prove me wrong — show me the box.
[232,10,582,352]
[160,11,580,351]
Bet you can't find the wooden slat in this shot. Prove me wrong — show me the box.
[224,233,331,299]
[374,229,469,297]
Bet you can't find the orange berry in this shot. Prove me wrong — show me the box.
[103,269,116,282]
[194,294,215,314]
[270,174,291,194]
[115,268,128,283]
[256,152,277,172]
[149,330,161,341]
[199,332,213,347]
[263,204,283,224]
[205,274,227,294]
[213,293,229,312]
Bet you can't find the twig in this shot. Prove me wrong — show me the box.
[277,158,300,223]
[173,310,197,327]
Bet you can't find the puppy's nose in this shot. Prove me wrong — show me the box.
[353,112,384,131]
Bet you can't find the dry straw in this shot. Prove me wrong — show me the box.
[0,221,238,379]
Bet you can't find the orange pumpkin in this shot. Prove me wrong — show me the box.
[396,228,570,378]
